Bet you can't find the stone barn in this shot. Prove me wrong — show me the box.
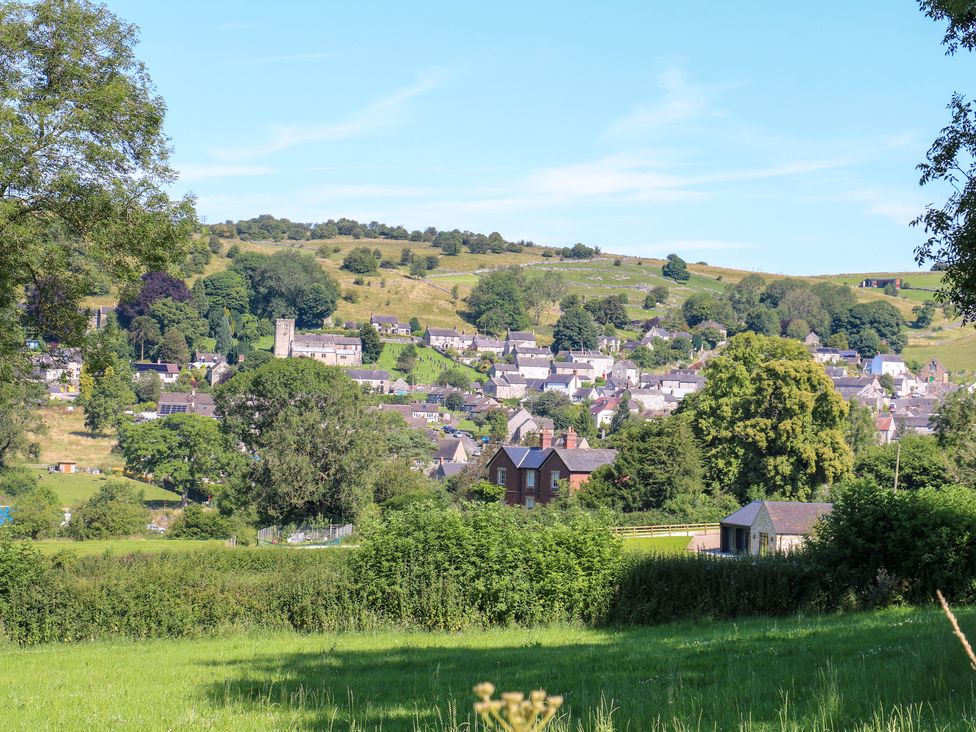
[719,501,832,555]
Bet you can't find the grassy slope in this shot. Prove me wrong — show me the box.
[1,608,972,730]
[374,342,480,384]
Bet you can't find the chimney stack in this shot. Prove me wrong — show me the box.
[539,427,553,449]
[565,426,577,450]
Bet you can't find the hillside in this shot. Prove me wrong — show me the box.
[86,232,973,375]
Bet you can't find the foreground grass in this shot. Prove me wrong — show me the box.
[29,537,229,555]
[621,536,691,554]
[1,608,973,730]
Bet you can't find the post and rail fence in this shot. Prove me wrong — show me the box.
[612,522,719,539]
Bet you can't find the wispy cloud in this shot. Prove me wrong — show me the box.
[240,51,336,65]
[603,67,739,140]
[177,163,274,181]
[210,72,447,161]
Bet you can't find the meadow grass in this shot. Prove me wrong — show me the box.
[29,537,229,555]
[375,342,481,384]
[1,607,972,730]
[30,469,181,506]
[621,536,691,554]
[35,406,122,468]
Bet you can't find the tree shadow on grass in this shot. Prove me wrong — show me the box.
[196,610,976,731]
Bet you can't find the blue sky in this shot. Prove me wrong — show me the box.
[110,1,975,274]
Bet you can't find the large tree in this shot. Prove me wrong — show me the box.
[913,2,976,319]
[584,415,704,512]
[357,323,383,364]
[230,250,339,328]
[551,306,598,352]
[119,413,239,505]
[466,267,530,334]
[681,333,853,500]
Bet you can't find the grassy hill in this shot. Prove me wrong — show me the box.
[85,232,972,376]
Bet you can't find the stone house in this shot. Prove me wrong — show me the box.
[423,327,472,351]
[720,501,832,555]
[274,319,362,366]
[347,369,390,393]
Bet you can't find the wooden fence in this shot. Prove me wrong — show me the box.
[612,522,719,538]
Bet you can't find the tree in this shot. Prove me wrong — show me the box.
[744,306,781,336]
[133,370,162,404]
[682,293,718,327]
[436,367,471,389]
[932,389,976,485]
[149,297,208,348]
[584,416,704,512]
[409,317,421,334]
[644,286,669,309]
[912,301,936,328]
[230,250,338,328]
[662,254,690,282]
[357,323,383,364]
[396,343,418,373]
[9,484,61,539]
[844,399,879,457]
[551,306,598,352]
[0,0,195,377]
[81,366,135,435]
[128,315,161,360]
[115,272,194,328]
[157,328,190,365]
[849,328,882,358]
[484,410,509,443]
[201,271,249,314]
[342,247,379,274]
[120,413,238,505]
[855,435,953,491]
[167,504,231,539]
[682,333,853,501]
[0,380,45,469]
[445,391,465,412]
[66,480,150,539]
[525,270,566,324]
[837,302,905,345]
[778,288,828,336]
[727,274,765,315]
[584,296,629,327]
[466,268,530,334]
[215,359,387,523]
[609,396,632,434]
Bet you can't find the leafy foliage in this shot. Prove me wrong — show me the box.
[465,267,530,334]
[66,480,150,540]
[230,250,339,328]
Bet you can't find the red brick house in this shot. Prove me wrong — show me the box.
[484,428,616,507]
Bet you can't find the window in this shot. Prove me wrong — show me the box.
[550,471,561,489]
[496,467,507,486]
[526,471,535,489]
[525,496,535,509]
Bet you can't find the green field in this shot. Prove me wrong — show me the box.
[621,535,692,554]
[30,538,229,555]
[375,342,481,384]
[1,608,972,730]
[30,469,181,507]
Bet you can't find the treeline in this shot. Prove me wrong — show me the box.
[672,273,908,357]
[209,214,540,254]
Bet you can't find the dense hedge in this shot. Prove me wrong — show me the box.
[0,503,622,644]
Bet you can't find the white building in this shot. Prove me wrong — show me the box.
[869,354,908,378]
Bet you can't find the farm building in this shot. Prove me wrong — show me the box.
[719,501,832,555]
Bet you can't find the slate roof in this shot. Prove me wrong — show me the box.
[347,369,389,380]
[548,448,617,472]
[427,327,463,337]
[507,331,535,341]
[875,354,905,362]
[721,501,832,535]
[500,446,550,469]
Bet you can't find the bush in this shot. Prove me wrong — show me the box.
[0,467,39,498]
[9,485,62,539]
[808,479,976,605]
[611,552,823,625]
[355,502,621,628]
[66,481,150,539]
[167,504,231,539]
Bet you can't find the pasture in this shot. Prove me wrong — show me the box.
[621,535,691,554]
[32,469,180,507]
[1,607,972,730]
[375,342,481,384]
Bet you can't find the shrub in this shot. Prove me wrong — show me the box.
[167,504,231,539]
[66,480,150,539]
[9,485,62,539]
[355,502,622,628]
[0,467,39,498]
[807,478,976,604]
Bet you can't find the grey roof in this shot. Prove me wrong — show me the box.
[507,331,535,341]
[500,446,551,469]
[547,448,617,473]
[545,373,577,384]
[347,369,389,380]
[516,356,551,368]
[764,502,833,534]
[434,462,466,478]
[427,327,462,337]
[875,354,905,362]
[721,501,832,534]
[493,363,518,373]
[371,314,399,324]
[720,501,763,527]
